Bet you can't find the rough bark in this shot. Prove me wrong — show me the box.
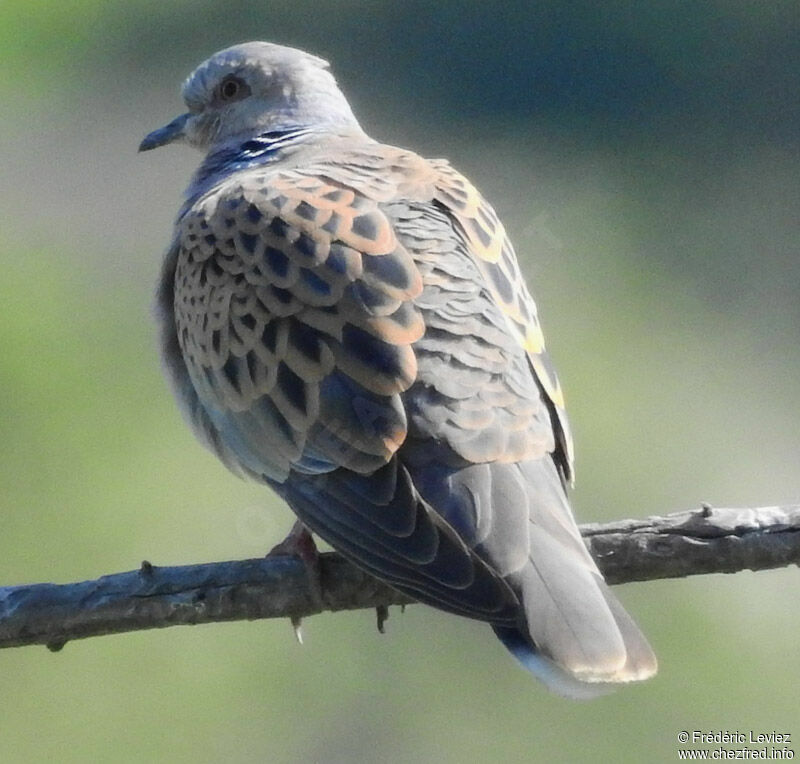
[1,505,798,650]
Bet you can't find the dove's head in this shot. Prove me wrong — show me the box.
[140,42,362,153]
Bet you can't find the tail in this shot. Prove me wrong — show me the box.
[493,580,657,700]
[491,458,657,698]
[493,626,616,700]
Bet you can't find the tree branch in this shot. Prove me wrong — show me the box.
[1,505,798,651]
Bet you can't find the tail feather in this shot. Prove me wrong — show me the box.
[493,573,657,699]
[517,531,628,676]
[597,583,659,682]
[492,458,657,694]
[493,626,617,700]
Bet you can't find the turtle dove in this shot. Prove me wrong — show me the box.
[141,41,657,698]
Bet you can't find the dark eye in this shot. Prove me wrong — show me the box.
[219,76,244,102]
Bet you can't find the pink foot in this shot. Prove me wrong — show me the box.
[268,520,322,642]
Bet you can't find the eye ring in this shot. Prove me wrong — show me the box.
[219,76,243,102]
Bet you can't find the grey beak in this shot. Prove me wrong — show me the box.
[139,113,191,152]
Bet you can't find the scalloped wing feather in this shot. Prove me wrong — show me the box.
[431,160,575,481]
[175,165,425,480]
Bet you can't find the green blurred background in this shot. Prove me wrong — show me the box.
[2,2,799,762]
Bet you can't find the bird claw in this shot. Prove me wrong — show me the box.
[269,521,324,642]
[268,521,322,599]
[291,616,304,645]
[376,604,389,634]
